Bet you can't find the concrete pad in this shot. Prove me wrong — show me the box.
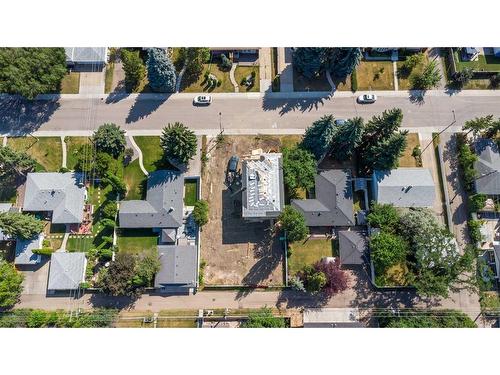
[20,260,50,295]
[79,71,105,94]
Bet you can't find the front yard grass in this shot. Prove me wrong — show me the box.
[356,61,394,90]
[399,133,421,167]
[8,136,62,172]
[104,63,114,93]
[288,238,334,276]
[181,63,234,93]
[235,66,260,92]
[133,136,165,172]
[184,179,198,206]
[123,159,146,200]
[116,228,158,255]
[59,72,80,94]
[65,137,91,171]
[397,54,429,90]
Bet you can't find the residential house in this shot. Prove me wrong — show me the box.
[474,138,500,196]
[291,169,354,228]
[47,252,87,292]
[338,230,368,265]
[14,233,43,266]
[22,172,86,224]
[302,308,364,328]
[371,168,435,208]
[461,47,481,62]
[155,245,198,294]
[64,47,108,70]
[241,153,284,221]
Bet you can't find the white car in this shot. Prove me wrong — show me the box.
[357,94,377,104]
[193,95,212,105]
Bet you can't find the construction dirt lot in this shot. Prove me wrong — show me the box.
[201,134,300,286]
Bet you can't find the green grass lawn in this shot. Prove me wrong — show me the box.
[66,236,95,252]
[399,133,421,167]
[133,136,164,172]
[357,61,394,90]
[288,238,335,276]
[116,228,158,255]
[454,51,500,72]
[234,66,260,92]
[104,63,114,93]
[59,72,80,94]
[65,137,92,170]
[156,319,198,328]
[181,63,234,93]
[184,179,198,206]
[123,159,147,200]
[397,54,429,90]
[8,136,62,172]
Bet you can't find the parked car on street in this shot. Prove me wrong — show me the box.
[357,94,377,104]
[193,95,212,105]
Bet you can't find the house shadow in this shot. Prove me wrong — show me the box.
[125,92,171,124]
[0,96,60,134]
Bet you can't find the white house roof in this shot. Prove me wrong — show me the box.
[64,47,108,64]
[47,252,86,290]
[14,234,43,265]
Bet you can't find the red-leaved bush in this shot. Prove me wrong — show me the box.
[313,260,349,297]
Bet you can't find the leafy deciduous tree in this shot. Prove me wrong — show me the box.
[370,232,409,275]
[282,146,316,195]
[367,202,401,232]
[314,259,349,297]
[278,206,309,243]
[93,123,126,158]
[121,49,146,91]
[0,260,24,308]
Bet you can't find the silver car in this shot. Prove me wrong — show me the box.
[357,94,377,104]
[193,95,212,105]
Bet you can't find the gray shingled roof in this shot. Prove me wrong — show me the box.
[242,153,284,219]
[372,168,435,207]
[160,228,177,244]
[15,234,43,265]
[47,252,86,290]
[23,172,86,224]
[154,245,197,288]
[119,170,184,228]
[338,230,367,265]
[474,138,500,195]
[291,169,354,227]
[64,47,108,64]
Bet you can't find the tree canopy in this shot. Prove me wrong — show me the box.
[192,200,209,227]
[132,252,161,287]
[410,60,442,90]
[0,146,37,182]
[0,212,44,240]
[93,123,126,158]
[241,307,286,328]
[183,48,210,77]
[278,206,309,243]
[121,49,146,91]
[147,48,177,93]
[160,122,197,164]
[0,48,67,99]
[328,117,364,160]
[379,309,476,328]
[367,202,400,232]
[99,252,137,297]
[282,146,316,196]
[0,260,24,308]
[370,232,409,275]
[301,115,337,160]
[293,48,362,79]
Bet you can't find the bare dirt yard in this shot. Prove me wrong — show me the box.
[201,134,300,286]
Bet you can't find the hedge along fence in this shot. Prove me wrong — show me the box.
[447,48,499,78]
[456,133,477,194]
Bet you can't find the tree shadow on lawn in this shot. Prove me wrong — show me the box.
[0,97,60,134]
[125,93,171,124]
[261,92,332,116]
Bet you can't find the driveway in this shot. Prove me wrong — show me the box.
[79,71,105,94]
[19,259,50,295]
[277,47,294,92]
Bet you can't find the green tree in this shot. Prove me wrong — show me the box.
[363,131,408,171]
[452,67,474,87]
[121,49,146,91]
[0,146,37,182]
[359,108,404,151]
[0,212,44,240]
[298,264,327,294]
[367,203,400,232]
[101,202,117,219]
[468,194,487,212]
[241,307,286,328]
[370,232,409,275]
[192,200,209,227]
[329,117,364,160]
[282,146,316,196]
[0,48,67,99]
[93,123,126,158]
[102,173,126,196]
[26,310,48,328]
[379,309,476,328]
[463,115,494,136]
[401,52,425,74]
[457,141,478,191]
[160,122,197,164]
[278,206,309,243]
[301,115,337,160]
[0,260,24,308]
[184,47,210,77]
[132,252,161,287]
[146,48,176,93]
[410,60,442,89]
[99,252,137,297]
[293,48,361,79]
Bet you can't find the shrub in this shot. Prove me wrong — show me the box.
[102,202,117,219]
[32,247,55,256]
[59,167,70,173]
[98,248,113,261]
[26,310,48,328]
[288,275,305,292]
[490,73,500,89]
[298,265,326,294]
[192,200,209,227]
[251,71,256,78]
[79,282,90,290]
[468,219,483,243]
[468,194,487,212]
[314,259,349,297]
[350,70,358,92]
[456,135,478,193]
[220,54,232,71]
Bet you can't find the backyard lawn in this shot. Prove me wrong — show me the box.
[59,72,80,94]
[181,63,234,93]
[8,136,62,172]
[234,66,260,92]
[356,61,394,90]
[66,236,95,252]
[288,238,335,276]
[399,133,421,167]
[184,179,198,206]
[454,51,500,72]
[65,136,92,170]
[116,228,158,255]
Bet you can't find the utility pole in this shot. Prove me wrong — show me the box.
[219,112,223,134]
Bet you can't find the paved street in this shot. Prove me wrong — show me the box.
[1,91,500,137]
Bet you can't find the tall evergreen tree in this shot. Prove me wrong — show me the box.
[329,117,364,160]
[301,115,337,160]
[293,48,361,79]
[330,48,362,78]
[147,48,177,93]
[121,49,146,91]
[364,131,408,171]
[0,212,44,240]
[0,146,36,182]
[160,122,197,164]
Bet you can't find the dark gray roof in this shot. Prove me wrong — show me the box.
[15,234,43,265]
[154,245,197,288]
[119,170,184,228]
[242,153,284,219]
[160,228,177,244]
[47,252,86,290]
[474,138,500,195]
[291,170,354,227]
[338,230,367,265]
[372,168,435,207]
[64,47,108,64]
[23,172,86,224]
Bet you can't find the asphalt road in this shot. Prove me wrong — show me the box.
[1,92,500,136]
